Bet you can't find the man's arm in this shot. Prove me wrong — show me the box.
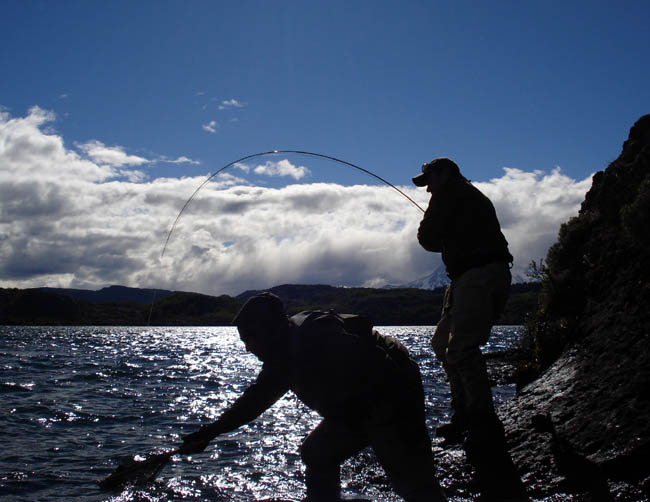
[181,364,290,452]
[417,193,449,252]
[417,215,443,251]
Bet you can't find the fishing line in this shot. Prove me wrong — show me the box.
[147,150,425,324]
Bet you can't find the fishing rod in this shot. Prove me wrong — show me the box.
[146,150,424,325]
[160,150,425,260]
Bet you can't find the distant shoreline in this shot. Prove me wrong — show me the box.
[1,282,540,327]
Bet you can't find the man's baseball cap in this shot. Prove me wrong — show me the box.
[412,158,459,186]
[232,292,285,326]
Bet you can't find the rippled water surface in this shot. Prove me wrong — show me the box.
[1,326,522,502]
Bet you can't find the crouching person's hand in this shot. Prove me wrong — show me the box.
[180,424,218,454]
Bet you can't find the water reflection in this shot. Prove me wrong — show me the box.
[0,326,521,501]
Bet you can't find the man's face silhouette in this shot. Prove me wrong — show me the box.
[238,323,268,360]
[426,166,452,194]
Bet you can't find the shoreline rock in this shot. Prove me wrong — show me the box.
[495,115,650,501]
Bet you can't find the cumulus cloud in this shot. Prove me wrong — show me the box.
[76,140,149,167]
[233,160,310,180]
[250,160,310,180]
[0,107,594,295]
[0,106,115,182]
[475,167,592,276]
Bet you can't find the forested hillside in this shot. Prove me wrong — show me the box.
[0,282,540,326]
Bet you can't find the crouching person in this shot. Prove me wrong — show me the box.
[181,293,446,502]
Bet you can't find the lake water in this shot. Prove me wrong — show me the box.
[1,325,522,502]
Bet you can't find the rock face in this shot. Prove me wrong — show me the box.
[501,115,650,500]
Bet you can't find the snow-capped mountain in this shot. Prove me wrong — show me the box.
[402,264,450,289]
[392,263,531,290]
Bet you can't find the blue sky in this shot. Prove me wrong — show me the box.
[1,1,649,295]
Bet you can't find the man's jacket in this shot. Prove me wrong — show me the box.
[417,177,513,279]
[209,312,416,434]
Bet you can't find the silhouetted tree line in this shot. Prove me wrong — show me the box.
[0,282,540,326]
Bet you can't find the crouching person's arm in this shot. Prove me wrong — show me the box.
[181,364,290,453]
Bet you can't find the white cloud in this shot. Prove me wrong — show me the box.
[118,169,147,183]
[76,140,149,167]
[202,120,217,133]
[474,167,593,275]
[0,107,594,295]
[233,162,250,174]
[160,156,201,165]
[251,159,311,180]
[0,106,115,182]
[234,160,310,180]
[218,98,245,110]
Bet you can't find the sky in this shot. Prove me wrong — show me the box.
[1,0,649,296]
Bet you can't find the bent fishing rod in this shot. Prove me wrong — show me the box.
[147,150,424,325]
[160,150,424,259]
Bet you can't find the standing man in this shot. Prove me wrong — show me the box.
[413,158,526,500]
[182,293,447,502]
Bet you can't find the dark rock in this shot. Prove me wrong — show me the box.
[499,114,650,500]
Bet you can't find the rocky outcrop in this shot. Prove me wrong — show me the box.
[498,115,650,500]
